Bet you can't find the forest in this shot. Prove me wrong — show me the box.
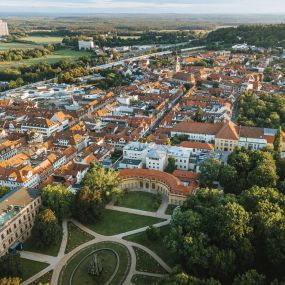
[205,24,285,48]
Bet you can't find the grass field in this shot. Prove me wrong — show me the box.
[131,274,161,285]
[134,246,167,274]
[59,242,130,285]
[33,270,53,285]
[21,258,49,281]
[0,42,40,51]
[116,191,162,212]
[83,209,165,236]
[65,222,94,253]
[0,48,92,70]
[124,225,177,267]
[20,36,63,44]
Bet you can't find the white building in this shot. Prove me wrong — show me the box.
[21,118,60,137]
[120,142,192,171]
[78,40,94,50]
[0,20,9,37]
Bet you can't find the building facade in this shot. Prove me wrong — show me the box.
[119,168,197,205]
[0,188,41,255]
[0,20,9,37]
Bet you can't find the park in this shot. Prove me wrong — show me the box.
[18,190,177,285]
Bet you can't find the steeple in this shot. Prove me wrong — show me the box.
[175,56,181,73]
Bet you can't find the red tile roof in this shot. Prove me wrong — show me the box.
[119,168,196,196]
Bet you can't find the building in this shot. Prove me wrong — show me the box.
[0,20,9,37]
[121,142,193,171]
[0,188,41,255]
[21,118,60,137]
[171,121,284,152]
[119,168,198,205]
[78,40,94,50]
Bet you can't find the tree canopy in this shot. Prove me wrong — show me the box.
[41,185,74,220]
[31,208,62,248]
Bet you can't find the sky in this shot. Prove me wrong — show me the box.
[0,0,285,15]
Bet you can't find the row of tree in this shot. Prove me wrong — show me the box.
[0,45,55,62]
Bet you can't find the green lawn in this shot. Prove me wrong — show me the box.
[59,242,130,285]
[0,42,40,51]
[134,247,167,274]
[31,270,53,285]
[83,209,165,236]
[0,48,92,70]
[131,274,161,285]
[20,36,63,44]
[23,231,62,257]
[65,222,94,253]
[21,258,49,281]
[124,225,177,267]
[165,204,178,215]
[116,191,162,212]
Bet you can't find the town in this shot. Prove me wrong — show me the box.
[1,12,285,285]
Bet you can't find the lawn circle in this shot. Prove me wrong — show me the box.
[69,248,119,285]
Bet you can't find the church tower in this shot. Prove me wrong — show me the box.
[175,56,181,72]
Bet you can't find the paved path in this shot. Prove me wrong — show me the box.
[106,204,170,220]
[20,201,173,285]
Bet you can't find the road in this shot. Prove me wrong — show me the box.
[91,45,206,71]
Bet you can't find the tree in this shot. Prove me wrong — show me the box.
[83,163,121,202]
[0,186,10,198]
[165,157,177,173]
[0,254,22,279]
[247,164,278,188]
[41,185,74,220]
[198,159,221,188]
[32,209,62,248]
[219,165,238,194]
[0,278,21,285]
[232,270,265,285]
[193,108,204,122]
[273,126,282,161]
[73,186,104,223]
[146,225,160,241]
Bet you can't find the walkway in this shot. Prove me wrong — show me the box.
[20,197,173,285]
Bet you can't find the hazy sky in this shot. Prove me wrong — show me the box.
[0,0,285,14]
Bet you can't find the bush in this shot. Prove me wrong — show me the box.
[146,225,160,241]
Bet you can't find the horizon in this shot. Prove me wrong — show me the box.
[1,0,285,15]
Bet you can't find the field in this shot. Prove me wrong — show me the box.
[124,225,177,267]
[0,41,40,51]
[20,36,63,44]
[83,209,165,236]
[21,258,49,281]
[0,48,92,70]
[115,191,162,212]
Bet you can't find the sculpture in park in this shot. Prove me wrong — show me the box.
[88,253,103,276]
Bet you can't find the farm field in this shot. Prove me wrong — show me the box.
[0,48,92,70]
[0,41,40,51]
[20,36,63,44]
